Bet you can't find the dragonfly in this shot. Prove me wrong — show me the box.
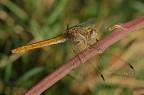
[11,18,97,53]
[11,18,135,83]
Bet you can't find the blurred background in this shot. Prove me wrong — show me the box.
[0,0,144,95]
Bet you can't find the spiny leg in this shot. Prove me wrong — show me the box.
[72,41,84,63]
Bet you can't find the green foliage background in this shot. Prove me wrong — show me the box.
[0,0,144,95]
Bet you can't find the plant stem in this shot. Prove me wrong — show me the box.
[24,16,144,95]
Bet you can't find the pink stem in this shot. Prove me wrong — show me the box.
[24,16,144,95]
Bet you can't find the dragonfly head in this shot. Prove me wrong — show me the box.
[87,28,97,39]
[91,29,97,39]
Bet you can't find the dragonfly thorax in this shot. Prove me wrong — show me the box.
[66,26,97,44]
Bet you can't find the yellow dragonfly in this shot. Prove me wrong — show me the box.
[11,18,97,53]
[11,18,135,82]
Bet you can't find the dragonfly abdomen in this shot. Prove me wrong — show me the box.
[11,35,67,53]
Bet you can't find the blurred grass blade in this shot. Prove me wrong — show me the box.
[1,0,29,21]
[16,67,45,85]
[4,61,12,84]
[130,1,144,13]
[46,0,69,25]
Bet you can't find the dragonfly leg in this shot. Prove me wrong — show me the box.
[72,42,84,63]
[83,40,91,50]
[72,40,91,63]
[72,49,83,63]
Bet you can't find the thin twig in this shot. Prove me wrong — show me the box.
[24,16,144,95]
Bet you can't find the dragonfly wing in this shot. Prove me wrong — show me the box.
[69,40,105,83]
[78,18,96,28]
[70,58,106,95]
[70,18,96,29]
[104,53,135,78]
[70,53,106,95]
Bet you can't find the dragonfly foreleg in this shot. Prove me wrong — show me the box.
[72,42,84,63]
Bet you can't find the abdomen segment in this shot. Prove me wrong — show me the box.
[11,35,67,53]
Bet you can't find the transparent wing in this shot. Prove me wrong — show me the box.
[70,18,96,29]
[70,40,135,81]
[67,33,135,94]
[105,53,135,78]
[78,18,96,28]
[69,41,105,94]
[98,48,135,78]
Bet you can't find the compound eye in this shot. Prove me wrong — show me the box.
[91,29,97,39]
